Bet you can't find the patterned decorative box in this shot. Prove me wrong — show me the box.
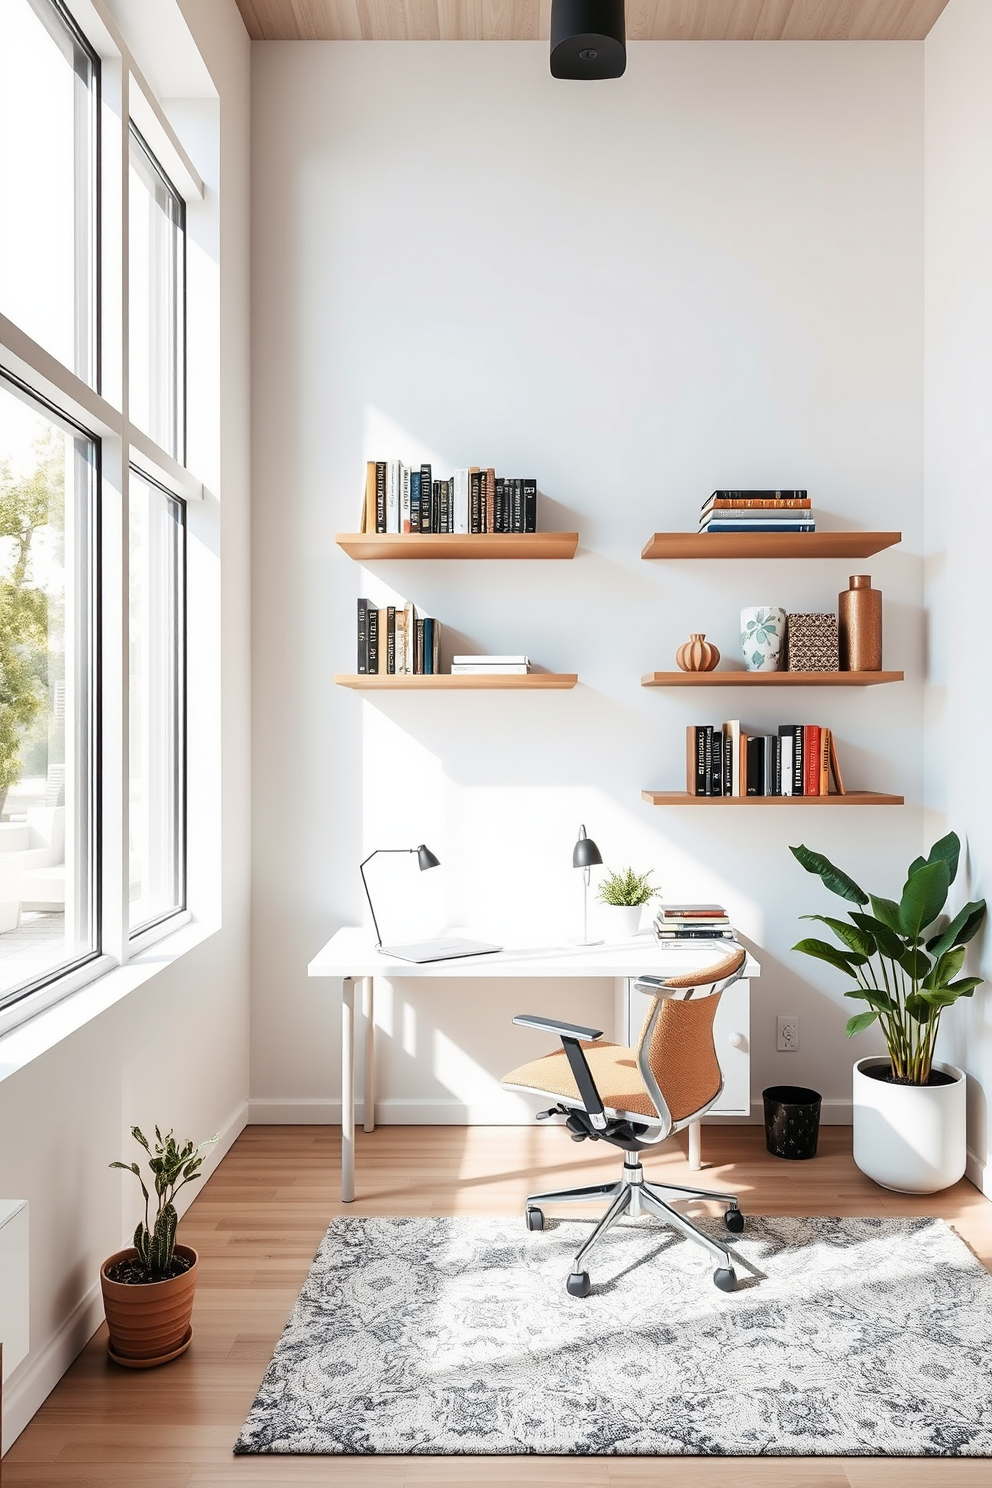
[786,613,839,672]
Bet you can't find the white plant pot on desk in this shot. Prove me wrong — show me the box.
[852,1056,966,1194]
[602,905,642,940]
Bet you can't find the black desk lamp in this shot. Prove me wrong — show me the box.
[572,823,603,946]
[358,844,500,964]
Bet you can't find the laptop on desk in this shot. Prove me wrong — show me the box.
[379,937,503,964]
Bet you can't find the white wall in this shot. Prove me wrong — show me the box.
[0,0,251,1448]
[924,0,992,1191]
[250,41,925,1126]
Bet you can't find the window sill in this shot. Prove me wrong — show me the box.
[0,917,219,1083]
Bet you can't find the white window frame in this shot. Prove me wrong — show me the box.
[0,0,207,1033]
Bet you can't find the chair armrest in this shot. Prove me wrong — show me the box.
[512,1014,604,1041]
[633,975,682,1000]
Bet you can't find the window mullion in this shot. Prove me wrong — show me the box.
[98,55,129,967]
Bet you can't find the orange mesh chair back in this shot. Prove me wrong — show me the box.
[635,944,747,1127]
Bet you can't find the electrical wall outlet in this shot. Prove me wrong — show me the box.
[777,1015,799,1052]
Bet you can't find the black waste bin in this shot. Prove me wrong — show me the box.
[762,1085,822,1160]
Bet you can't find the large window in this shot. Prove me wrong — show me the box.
[0,0,98,383]
[0,373,97,1003]
[0,0,193,1020]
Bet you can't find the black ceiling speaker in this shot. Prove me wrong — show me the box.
[550,0,626,80]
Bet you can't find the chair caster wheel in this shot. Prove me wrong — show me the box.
[566,1271,591,1298]
[525,1206,545,1232]
[724,1206,745,1234]
[713,1267,737,1292]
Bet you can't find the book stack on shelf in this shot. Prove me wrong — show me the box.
[451,654,530,676]
[357,597,441,675]
[654,904,734,941]
[686,721,846,798]
[360,461,538,535]
[699,491,813,534]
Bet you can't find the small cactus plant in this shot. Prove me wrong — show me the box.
[110,1126,216,1279]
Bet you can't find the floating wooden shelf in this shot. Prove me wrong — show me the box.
[335,673,578,690]
[336,532,579,560]
[641,532,901,560]
[642,790,904,807]
[641,670,904,688]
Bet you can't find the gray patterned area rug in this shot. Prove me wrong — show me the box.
[235,1214,992,1457]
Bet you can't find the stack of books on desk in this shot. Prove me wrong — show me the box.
[450,654,530,676]
[699,491,814,534]
[654,905,734,940]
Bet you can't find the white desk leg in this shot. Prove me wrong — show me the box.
[341,977,355,1203]
[363,976,375,1134]
[688,1119,702,1171]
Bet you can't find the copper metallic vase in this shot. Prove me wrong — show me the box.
[839,575,882,671]
[676,634,720,672]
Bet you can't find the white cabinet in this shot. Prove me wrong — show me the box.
[0,1199,29,1381]
[622,977,751,1116]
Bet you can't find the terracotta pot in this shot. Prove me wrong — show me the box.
[101,1244,198,1367]
[676,633,720,672]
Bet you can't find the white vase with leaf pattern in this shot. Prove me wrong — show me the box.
[740,606,787,672]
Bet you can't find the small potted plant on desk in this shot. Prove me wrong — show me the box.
[790,832,986,1194]
[596,867,657,940]
[102,1126,216,1366]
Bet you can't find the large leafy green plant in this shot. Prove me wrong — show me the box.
[110,1127,216,1278]
[790,833,986,1085]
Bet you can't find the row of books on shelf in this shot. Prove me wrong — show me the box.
[686,721,846,797]
[360,461,538,535]
[654,904,735,940]
[699,490,814,534]
[357,598,441,674]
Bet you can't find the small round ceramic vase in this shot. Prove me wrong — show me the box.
[675,634,720,672]
[741,606,787,672]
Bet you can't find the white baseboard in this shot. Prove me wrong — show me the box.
[966,1147,991,1198]
[1,1277,105,1454]
[706,1098,852,1126]
[249,1096,544,1124]
[1,1098,248,1455]
[248,1096,856,1127]
[248,1096,341,1123]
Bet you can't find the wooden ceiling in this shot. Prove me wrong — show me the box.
[234,1,951,43]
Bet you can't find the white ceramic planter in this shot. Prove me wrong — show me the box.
[602,905,642,940]
[852,1056,966,1194]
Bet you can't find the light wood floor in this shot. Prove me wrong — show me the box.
[6,1124,992,1487]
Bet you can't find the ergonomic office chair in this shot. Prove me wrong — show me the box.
[502,943,747,1296]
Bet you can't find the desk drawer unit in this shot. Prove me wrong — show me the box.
[623,978,750,1116]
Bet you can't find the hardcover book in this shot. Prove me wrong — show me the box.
[410,469,421,534]
[386,461,400,535]
[453,469,469,534]
[386,606,396,674]
[367,605,379,674]
[357,597,370,673]
[523,478,537,533]
[375,461,386,533]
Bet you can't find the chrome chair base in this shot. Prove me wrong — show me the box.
[526,1155,742,1295]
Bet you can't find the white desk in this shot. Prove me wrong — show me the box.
[308,928,759,1201]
